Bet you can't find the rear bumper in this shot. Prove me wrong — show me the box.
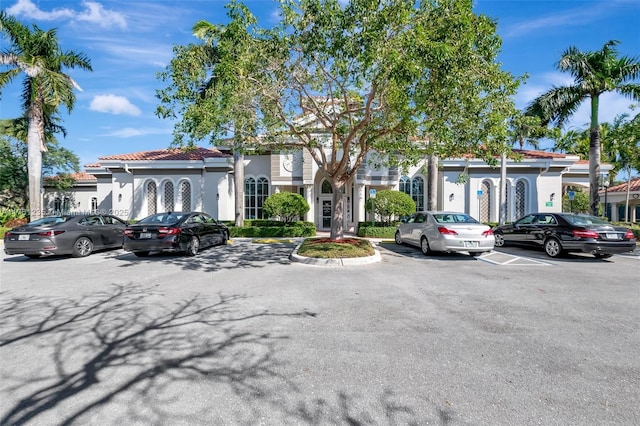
[431,237,495,253]
[3,241,63,256]
[123,236,185,253]
[561,240,636,255]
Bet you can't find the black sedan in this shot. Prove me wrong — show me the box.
[4,214,127,258]
[122,212,229,257]
[493,213,637,258]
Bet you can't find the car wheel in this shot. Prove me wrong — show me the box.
[494,232,505,247]
[25,254,41,259]
[420,236,431,256]
[594,253,613,259]
[469,251,483,257]
[133,251,150,257]
[222,231,229,245]
[185,236,200,257]
[72,237,94,258]
[395,231,403,245]
[544,237,563,258]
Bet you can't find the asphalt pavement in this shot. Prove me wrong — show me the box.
[1,239,639,425]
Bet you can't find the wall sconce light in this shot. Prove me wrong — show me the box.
[118,194,122,202]
[449,193,455,202]
[550,193,555,201]
[216,193,220,200]
[316,197,319,203]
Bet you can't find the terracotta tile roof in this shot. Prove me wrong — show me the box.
[85,163,102,168]
[606,177,640,193]
[98,147,231,161]
[45,172,97,182]
[511,149,574,159]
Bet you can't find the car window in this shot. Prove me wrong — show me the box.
[186,214,204,224]
[415,214,426,224]
[536,214,556,225]
[406,214,416,224]
[27,216,68,226]
[103,216,126,225]
[202,214,217,224]
[80,216,103,226]
[516,215,536,225]
[565,214,609,225]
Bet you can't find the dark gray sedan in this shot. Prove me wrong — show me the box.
[3,214,127,258]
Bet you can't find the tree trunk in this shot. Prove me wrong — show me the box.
[329,179,345,240]
[27,104,44,220]
[588,96,601,217]
[499,152,507,225]
[427,155,438,211]
[233,150,244,227]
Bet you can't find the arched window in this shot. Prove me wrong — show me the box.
[244,177,270,219]
[515,180,527,219]
[147,181,157,215]
[91,197,98,212]
[479,180,491,222]
[399,176,424,211]
[180,181,191,211]
[54,197,61,213]
[321,180,333,193]
[163,181,174,211]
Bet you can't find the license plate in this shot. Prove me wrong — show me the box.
[139,232,152,239]
[18,234,30,241]
[464,241,479,248]
[605,233,618,240]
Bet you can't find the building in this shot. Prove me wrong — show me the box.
[599,177,640,222]
[42,146,622,229]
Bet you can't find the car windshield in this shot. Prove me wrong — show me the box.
[137,213,186,224]
[27,216,69,226]
[563,214,610,226]
[433,213,479,224]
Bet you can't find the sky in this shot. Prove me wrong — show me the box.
[1,0,639,169]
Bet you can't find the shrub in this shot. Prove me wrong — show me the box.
[228,221,315,237]
[0,208,27,227]
[364,190,415,225]
[562,189,589,213]
[263,192,310,223]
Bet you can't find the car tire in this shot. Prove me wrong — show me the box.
[133,251,150,257]
[222,231,229,245]
[420,236,431,256]
[494,232,505,247]
[185,236,199,256]
[594,253,613,259]
[395,231,403,245]
[469,251,483,257]
[72,237,93,258]
[544,237,563,258]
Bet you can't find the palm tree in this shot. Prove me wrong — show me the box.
[0,12,91,220]
[526,40,640,216]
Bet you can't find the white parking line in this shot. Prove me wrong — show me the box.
[478,251,552,266]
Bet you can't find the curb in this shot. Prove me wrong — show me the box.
[289,241,382,266]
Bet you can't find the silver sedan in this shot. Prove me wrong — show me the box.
[395,211,495,257]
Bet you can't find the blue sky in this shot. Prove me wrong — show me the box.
[1,0,639,168]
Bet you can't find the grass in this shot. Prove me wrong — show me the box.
[296,237,375,258]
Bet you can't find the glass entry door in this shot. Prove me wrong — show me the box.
[321,199,332,229]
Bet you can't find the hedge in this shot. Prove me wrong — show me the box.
[228,220,316,238]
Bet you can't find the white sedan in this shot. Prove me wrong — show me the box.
[395,211,495,257]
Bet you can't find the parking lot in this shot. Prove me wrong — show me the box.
[1,240,639,425]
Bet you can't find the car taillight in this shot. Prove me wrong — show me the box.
[158,227,181,235]
[5,232,14,237]
[123,229,133,236]
[482,229,494,237]
[624,230,635,239]
[572,229,599,239]
[37,230,65,237]
[438,227,458,235]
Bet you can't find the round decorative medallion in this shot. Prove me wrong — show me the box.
[283,154,302,172]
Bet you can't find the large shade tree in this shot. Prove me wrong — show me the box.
[0,12,91,220]
[526,40,640,216]
[158,0,519,239]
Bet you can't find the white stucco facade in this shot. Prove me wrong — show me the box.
[43,147,623,230]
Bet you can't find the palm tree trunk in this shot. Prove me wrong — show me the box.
[499,152,507,225]
[27,104,44,220]
[427,155,438,210]
[588,96,601,216]
[233,150,244,227]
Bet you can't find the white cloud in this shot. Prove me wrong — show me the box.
[6,0,126,29]
[89,94,141,116]
[103,127,172,138]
